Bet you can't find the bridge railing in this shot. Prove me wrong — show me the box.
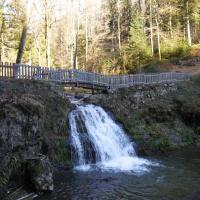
[0,62,14,78]
[0,62,191,89]
[108,72,190,88]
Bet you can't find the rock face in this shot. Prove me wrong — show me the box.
[86,78,200,155]
[0,80,72,199]
[27,157,54,191]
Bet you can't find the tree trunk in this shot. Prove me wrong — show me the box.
[149,0,154,56]
[44,2,51,69]
[0,17,5,62]
[117,0,121,53]
[111,21,115,52]
[85,0,88,70]
[73,33,78,70]
[72,0,80,70]
[16,24,27,64]
[155,16,161,60]
[38,45,41,66]
[186,0,192,46]
[46,29,51,68]
[34,34,41,66]
[0,33,4,62]
[139,0,146,33]
[169,4,173,38]
[71,0,78,69]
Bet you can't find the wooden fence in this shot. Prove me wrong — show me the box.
[0,63,191,89]
[0,62,14,78]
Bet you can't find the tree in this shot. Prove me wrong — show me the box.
[149,0,154,56]
[154,0,161,60]
[16,23,27,64]
[42,0,56,68]
[85,0,88,69]
[117,0,122,53]
[186,0,192,46]
[0,0,5,62]
[125,15,151,73]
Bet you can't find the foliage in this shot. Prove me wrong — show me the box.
[161,37,189,58]
[123,16,151,73]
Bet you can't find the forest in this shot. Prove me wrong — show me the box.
[0,0,200,74]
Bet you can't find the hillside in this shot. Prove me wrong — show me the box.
[87,74,200,155]
[0,80,72,199]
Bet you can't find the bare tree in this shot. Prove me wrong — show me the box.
[149,0,154,56]
[16,23,27,64]
[169,3,173,38]
[42,0,56,68]
[0,13,5,62]
[139,0,146,33]
[186,0,192,46]
[117,0,121,53]
[16,0,32,64]
[154,0,161,60]
[85,0,88,70]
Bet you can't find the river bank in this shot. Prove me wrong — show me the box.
[38,147,200,200]
[0,79,72,199]
[86,74,200,155]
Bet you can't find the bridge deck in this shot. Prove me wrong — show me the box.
[0,62,191,90]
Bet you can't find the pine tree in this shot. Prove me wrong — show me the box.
[124,15,151,73]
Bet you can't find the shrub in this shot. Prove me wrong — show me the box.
[161,37,189,59]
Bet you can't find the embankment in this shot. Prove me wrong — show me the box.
[86,75,200,155]
[0,79,72,199]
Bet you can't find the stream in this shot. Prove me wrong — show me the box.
[38,147,200,200]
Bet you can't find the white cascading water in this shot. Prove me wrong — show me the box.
[69,104,156,173]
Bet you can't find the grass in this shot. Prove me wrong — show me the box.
[142,44,200,74]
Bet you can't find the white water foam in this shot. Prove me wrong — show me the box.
[69,104,158,173]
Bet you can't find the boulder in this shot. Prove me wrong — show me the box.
[27,157,54,192]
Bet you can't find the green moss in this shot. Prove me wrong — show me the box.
[182,130,194,145]
[161,135,170,147]
[50,138,70,164]
[0,172,8,187]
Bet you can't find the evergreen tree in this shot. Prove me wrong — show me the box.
[124,15,151,73]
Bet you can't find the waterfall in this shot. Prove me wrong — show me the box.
[69,104,156,173]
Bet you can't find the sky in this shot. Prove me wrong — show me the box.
[3,0,103,17]
[3,0,103,31]
[24,0,103,21]
[55,0,102,17]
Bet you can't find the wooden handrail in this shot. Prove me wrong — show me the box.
[0,62,191,90]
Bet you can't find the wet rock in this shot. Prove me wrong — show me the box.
[27,157,54,192]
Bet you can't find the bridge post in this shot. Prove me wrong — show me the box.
[13,63,20,79]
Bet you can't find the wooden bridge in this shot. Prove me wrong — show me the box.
[0,62,190,90]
